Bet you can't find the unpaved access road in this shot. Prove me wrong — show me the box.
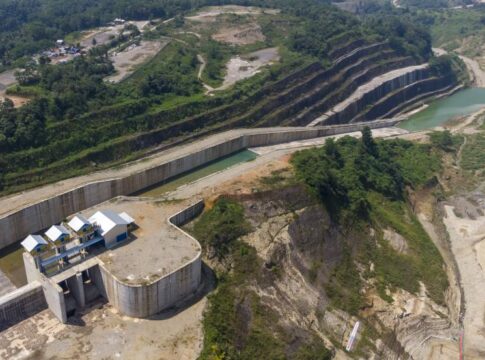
[433,48,485,88]
[443,202,485,358]
[443,199,485,359]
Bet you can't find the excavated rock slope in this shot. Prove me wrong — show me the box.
[224,186,458,358]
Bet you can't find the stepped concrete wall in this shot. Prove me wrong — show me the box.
[311,66,456,126]
[357,77,456,122]
[0,123,399,250]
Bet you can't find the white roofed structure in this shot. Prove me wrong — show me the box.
[89,210,130,247]
[119,212,135,225]
[45,225,70,243]
[68,214,91,232]
[21,235,48,253]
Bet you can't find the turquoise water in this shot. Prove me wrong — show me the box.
[399,88,485,131]
[137,149,258,197]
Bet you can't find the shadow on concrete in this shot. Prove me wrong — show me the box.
[68,298,108,326]
[148,262,216,321]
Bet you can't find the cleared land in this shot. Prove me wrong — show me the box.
[0,70,27,107]
[80,21,152,50]
[0,295,207,360]
[208,47,280,91]
[106,40,169,83]
[185,5,280,22]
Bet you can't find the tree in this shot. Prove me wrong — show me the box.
[361,126,378,157]
[92,37,97,46]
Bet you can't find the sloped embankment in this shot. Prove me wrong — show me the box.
[3,40,458,191]
[193,134,457,359]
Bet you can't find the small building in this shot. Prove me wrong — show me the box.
[45,225,70,247]
[119,212,135,229]
[114,18,126,25]
[21,235,49,255]
[89,210,130,248]
[56,39,64,46]
[68,215,92,234]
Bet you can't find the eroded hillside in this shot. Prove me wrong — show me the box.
[186,130,461,359]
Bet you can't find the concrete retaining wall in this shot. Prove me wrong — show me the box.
[354,77,455,123]
[0,123,399,250]
[318,67,431,125]
[0,281,47,330]
[93,201,204,318]
[98,256,201,318]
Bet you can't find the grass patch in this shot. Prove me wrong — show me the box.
[369,193,448,304]
[192,198,252,259]
[461,133,485,174]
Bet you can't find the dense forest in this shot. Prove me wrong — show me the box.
[0,0,445,193]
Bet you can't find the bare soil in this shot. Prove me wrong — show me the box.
[212,24,265,45]
[0,297,207,360]
[185,6,280,23]
[106,40,169,83]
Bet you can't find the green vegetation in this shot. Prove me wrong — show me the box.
[194,198,333,360]
[192,198,252,259]
[369,193,448,304]
[426,8,485,52]
[429,130,463,152]
[291,128,440,221]
[460,133,485,174]
[399,0,469,8]
[0,0,439,193]
[292,128,447,306]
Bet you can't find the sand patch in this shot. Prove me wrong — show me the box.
[212,24,265,45]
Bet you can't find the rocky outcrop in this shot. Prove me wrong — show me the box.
[227,187,458,358]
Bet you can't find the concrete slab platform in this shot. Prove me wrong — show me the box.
[79,198,200,285]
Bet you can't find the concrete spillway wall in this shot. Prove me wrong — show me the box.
[0,122,399,250]
[0,281,47,330]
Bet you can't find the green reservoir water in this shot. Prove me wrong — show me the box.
[399,88,485,131]
[137,149,258,197]
[0,242,26,286]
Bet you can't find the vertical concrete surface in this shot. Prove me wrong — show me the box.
[66,273,85,309]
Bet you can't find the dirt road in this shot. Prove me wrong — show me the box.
[433,48,485,88]
[459,55,485,87]
[443,202,485,359]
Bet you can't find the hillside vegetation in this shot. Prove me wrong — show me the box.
[0,0,439,194]
[191,129,450,358]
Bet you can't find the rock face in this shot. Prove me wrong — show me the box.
[383,228,410,254]
[229,186,458,358]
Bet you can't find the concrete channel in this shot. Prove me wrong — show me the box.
[0,121,401,251]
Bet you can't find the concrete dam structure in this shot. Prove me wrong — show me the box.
[0,122,400,251]
[1,199,204,325]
